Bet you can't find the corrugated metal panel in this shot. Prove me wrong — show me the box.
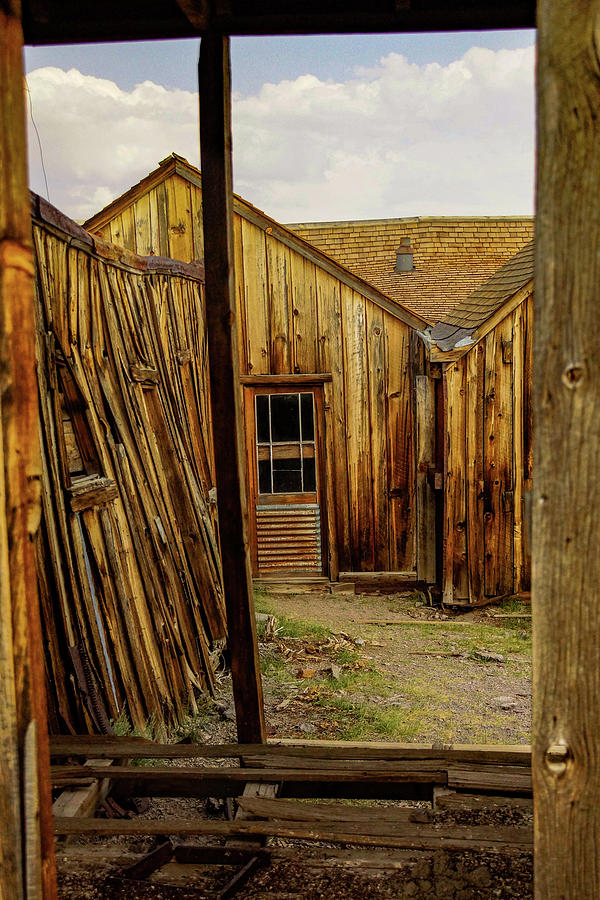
[256,504,322,574]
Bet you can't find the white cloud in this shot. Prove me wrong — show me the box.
[26,44,535,224]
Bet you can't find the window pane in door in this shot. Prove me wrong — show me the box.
[256,395,270,443]
[300,393,315,441]
[303,456,316,492]
[272,456,302,493]
[270,394,300,443]
[258,459,272,494]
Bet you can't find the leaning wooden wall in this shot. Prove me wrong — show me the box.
[443,293,533,604]
[92,177,422,575]
[32,196,226,736]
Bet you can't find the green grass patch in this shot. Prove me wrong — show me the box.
[253,591,332,641]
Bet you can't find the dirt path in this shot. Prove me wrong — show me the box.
[253,589,532,745]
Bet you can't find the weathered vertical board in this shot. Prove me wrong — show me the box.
[386,316,414,571]
[483,318,514,596]
[0,6,57,897]
[465,342,485,603]
[290,252,318,373]
[415,374,436,583]
[366,301,389,571]
[241,219,270,374]
[166,175,194,262]
[342,287,372,570]
[233,214,248,375]
[265,234,292,374]
[534,2,600,894]
[511,305,525,591]
[443,361,467,602]
[133,193,152,256]
[316,271,350,571]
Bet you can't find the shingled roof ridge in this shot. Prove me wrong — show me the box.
[430,239,534,351]
[287,214,535,229]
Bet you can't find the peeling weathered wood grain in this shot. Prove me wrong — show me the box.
[534,1,600,894]
[466,343,485,603]
[1,7,58,898]
[386,319,415,571]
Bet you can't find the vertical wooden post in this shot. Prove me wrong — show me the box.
[1,2,58,898]
[534,1,600,895]
[198,32,266,744]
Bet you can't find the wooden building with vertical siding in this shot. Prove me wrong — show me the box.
[431,241,534,605]
[85,155,431,580]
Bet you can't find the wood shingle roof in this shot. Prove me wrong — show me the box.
[430,239,534,353]
[287,216,534,324]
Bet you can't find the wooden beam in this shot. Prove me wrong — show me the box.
[534,1,600,895]
[0,5,57,898]
[198,33,265,744]
[52,815,533,853]
[21,0,536,45]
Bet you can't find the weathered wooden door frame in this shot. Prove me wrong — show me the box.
[241,376,331,579]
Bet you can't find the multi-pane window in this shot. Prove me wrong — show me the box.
[255,392,317,494]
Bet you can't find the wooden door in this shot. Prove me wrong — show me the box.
[245,385,326,576]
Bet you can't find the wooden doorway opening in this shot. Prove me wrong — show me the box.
[244,384,326,577]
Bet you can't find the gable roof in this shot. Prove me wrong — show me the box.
[286,215,534,325]
[84,154,428,333]
[430,240,534,355]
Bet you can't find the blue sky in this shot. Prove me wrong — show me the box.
[25,31,535,95]
[23,31,536,223]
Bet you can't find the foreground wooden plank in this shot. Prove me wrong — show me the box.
[49,736,531,765]
[51,764,444,790]
[535,1,600,895]
[53,816,532,853]
[198,33,265,743]
[447,766,532,795]
[0,6,57,899]
[236,796,431,825]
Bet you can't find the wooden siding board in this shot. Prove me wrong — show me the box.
[366,301,389,571]
[155,181,169,258]
[133,194,152,256]
[512,304,524,592]
[233,213,249,375]
[241,218,270,374]
[443,361,468,602]
[189,183,204,261]
[166,175,194,262]
[483,318,514,597]
[386,315,414,572]
[290,252,318,374]
[342,286,373,570]
[466,342,486,603]
[415,374,436,583]
[265,233,292,374]
[316,271,349,572]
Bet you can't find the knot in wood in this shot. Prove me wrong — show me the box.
[562,362,585,389]
[545,742,571,776]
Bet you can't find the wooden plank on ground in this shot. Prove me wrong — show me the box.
[447,766,532,794]
[52,816,533,853]
[49,736,531,765]
[236,796,431,825]
[52,759,114,819]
